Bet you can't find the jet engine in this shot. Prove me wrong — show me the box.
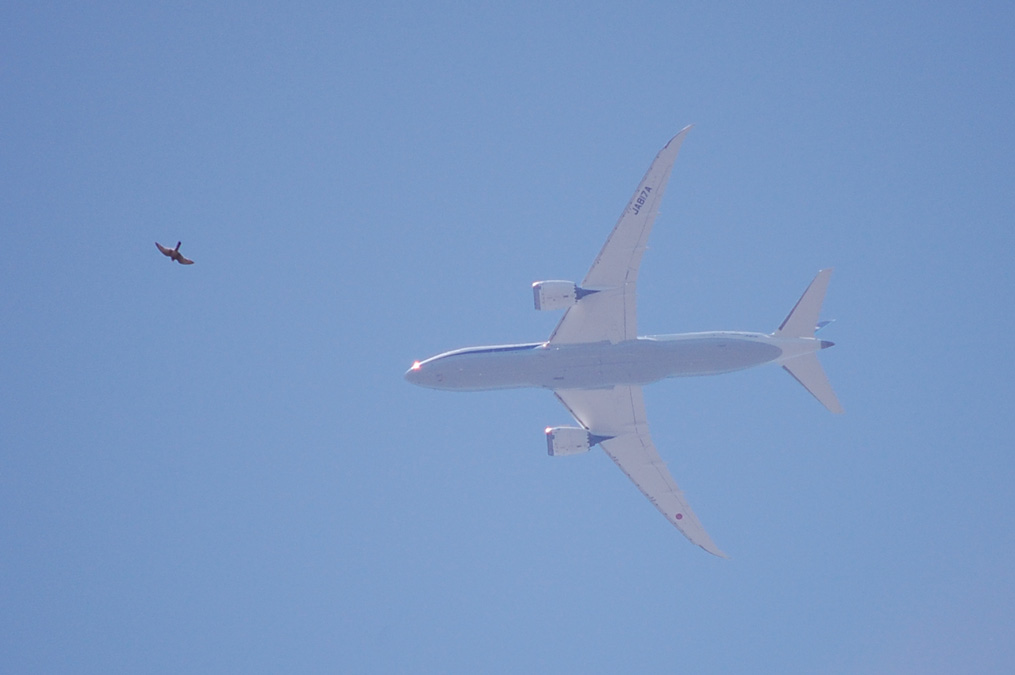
[532,281,598,311]
[532,280,577,311]
[545,426,592,456]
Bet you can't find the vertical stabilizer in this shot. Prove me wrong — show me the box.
[775,268,834,338]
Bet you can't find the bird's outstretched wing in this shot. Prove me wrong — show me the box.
[155,242,173,257]
[177,254,194,265]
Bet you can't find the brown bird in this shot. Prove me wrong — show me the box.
[156,241,194,265]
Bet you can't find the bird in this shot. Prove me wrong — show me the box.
[156,241,194,265]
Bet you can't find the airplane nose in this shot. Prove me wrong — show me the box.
[404,361,423,383]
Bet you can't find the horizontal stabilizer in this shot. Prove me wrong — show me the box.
[782,354,844,414]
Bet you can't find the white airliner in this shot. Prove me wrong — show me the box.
[405,126,842,557]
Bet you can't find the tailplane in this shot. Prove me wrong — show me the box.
[782,354,844,414]
[775,269,844,414]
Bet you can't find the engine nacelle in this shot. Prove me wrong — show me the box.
[545,426,591,456]
[532,280,577,311]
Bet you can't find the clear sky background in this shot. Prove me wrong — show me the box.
[2,2,1013,673]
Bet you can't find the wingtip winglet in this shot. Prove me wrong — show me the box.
[667,124,693,148]
[694,538,728,558]
[708,546,730,560]
[673,515,727,558]
[698,537,728,559]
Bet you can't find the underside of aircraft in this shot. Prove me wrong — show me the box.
[406,127,841,557]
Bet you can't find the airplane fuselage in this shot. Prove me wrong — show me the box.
[404,127,842,555]
[405,332,830,391]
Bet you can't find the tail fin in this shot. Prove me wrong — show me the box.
[775,268,833,339]
[782,354,844,414]
[776,269,844,414]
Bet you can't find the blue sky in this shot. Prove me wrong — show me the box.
[2,2,1013,672]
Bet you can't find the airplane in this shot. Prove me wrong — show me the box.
[404,126,842,557]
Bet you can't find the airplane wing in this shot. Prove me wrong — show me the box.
[554,385,726,557]
[549,126,692,344]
